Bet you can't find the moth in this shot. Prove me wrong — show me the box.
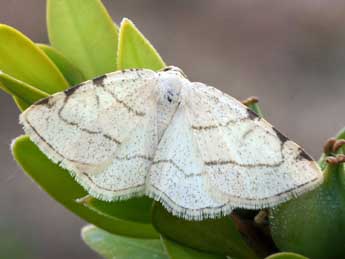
[20,66,323,220]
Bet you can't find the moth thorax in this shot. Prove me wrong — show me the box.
[156,78,183,140]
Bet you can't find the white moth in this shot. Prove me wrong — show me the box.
[20,66,323,220]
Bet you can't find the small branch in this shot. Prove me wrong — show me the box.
[231,210,278,258]
[326,154,345,164]
[323,138,336,155]
[332,139,345,153]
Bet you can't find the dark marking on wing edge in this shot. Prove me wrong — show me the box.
[297,148,313,161]
[64,83,84,97]
[272,127,289,143]
[247,108,259,120]
[93,74,107,86]
[34,96,56,109]
[162,67,173,71]
[35,97,49,106]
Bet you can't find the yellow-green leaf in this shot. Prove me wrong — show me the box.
[47,0,118,79]
[265,252,309,259]
[12,136,159,239]
[0,24,68,93]
[37,44,86,86]
[82,225,168,259]
[12,96,30,112]
[117,18,165,71]
[0,72,48,106]
[83,196,153,224]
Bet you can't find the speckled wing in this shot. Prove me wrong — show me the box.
[147,105,225,219]
[147,81,323,220]
[20,69,159,200]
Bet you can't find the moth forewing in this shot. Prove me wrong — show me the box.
[19,67,323,220]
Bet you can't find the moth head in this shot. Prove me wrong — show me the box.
[158,67,188,105]
[160,66,187,78]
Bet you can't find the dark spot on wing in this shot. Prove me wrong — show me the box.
[162,67,173,71]
[35,97,55,109]
[93,74,107,86]
[272,127,289,143]
[64,83,83,97]
[297,148,313,161]
[247,108,259,120]
[35,97,49,105]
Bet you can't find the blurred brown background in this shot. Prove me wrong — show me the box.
[1,1,345,258]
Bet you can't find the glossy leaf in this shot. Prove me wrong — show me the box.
[37,44,85,86]
[0,80,28,111]
[83,196,153,224]
[265,252,309,259]
[12,96,30,111]
[117,18,166,71]
[82,225,168,259]
[152,203,259,259]
[12,136,158,239]
[0,72,48,106]
[47,0,118,79]
[161,237,225,259]
[270,163,345,259]
[0,24,68,93]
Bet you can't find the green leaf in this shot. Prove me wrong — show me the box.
[270,163,345,259]
[82,196,153,224]
[0,24,68,93]
[0,72,49,105]
[12,96,30,112]
[12,136,159,239]
[117,18,166,71]
[161,237,225,259]
[37,44,86,86]
[47,0,118,79]
[152,203,259,259]
[81,225,168,259]
[265,252,309,259]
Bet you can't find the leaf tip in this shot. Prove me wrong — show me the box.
[81,224,95,240]
[119,17,141,36]
[10,135,26,158]
[120,17,134,28]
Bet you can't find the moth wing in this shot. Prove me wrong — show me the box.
[20,69,159,199]
[187,82,323,211]
[75,104,158,200]
[147,106,224,219]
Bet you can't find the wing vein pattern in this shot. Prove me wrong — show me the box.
[20,68,323,220]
